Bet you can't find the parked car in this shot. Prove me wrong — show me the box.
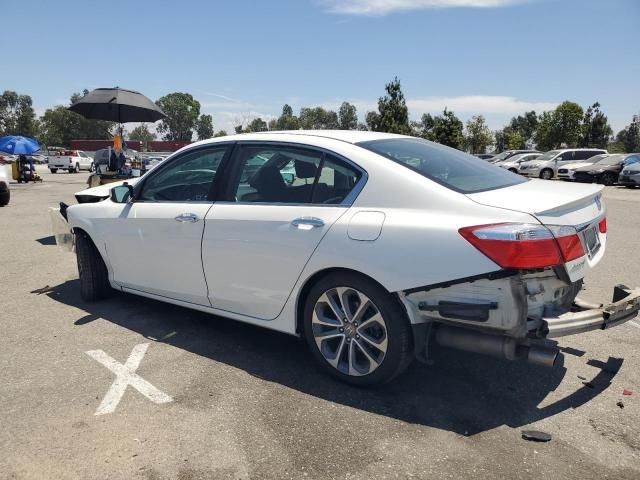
[488,149,540,163]
[618,157,640,188]
[48,150,93,173]
[495,153,541,173]
[474,153,494,160]
[573,153,640,185]
[519,148,608,180]
[557,153,609,181]
[0,165,10,206]
[53,131,640,386]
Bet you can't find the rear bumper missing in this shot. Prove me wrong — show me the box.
[542,285,640,338]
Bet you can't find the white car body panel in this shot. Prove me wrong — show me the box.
[63,131,615,337]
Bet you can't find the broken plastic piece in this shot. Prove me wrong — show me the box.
[521,430,552,442]
[616,401,624,409]
[622,389,633,396]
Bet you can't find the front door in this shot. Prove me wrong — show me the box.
[103,145,230,305]
[202,143,364,320]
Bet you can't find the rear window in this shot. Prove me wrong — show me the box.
[357,138,527,194]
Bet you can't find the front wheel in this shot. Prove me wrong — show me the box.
[50,168,57,173]
[0,190,9,206]
[540,169,553,180]
[303,272,413,386]
[601,172,616,186]
[75,231,112,301]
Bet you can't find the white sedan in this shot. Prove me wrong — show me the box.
[57,131,640,386]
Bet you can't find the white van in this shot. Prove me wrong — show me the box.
[519,148,607,179]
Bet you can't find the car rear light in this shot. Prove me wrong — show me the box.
[459,223,585,269]
[598,218,607,234]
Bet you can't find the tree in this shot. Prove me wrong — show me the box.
[412,113,436,140]
[616,116,640,153]
[128,124,156,150]
[534,102,584,150]
[365,111,379,131]
[274,104,300,130]
[155,92,200,141]
[0,90,38,137]
[299,107,339,129]
[368,77,411,135]
[509,111,538,143]
[246,117,268,132]
[213,130,228,137]
[195,114,214,140]
[465,115,493,154]
[431,108,464,149]
[580,102,612,148]
[338,102,358,130]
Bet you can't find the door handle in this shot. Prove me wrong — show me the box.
[291,217,324,229]
[174,213,200,223]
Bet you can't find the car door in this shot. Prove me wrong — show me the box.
[102,144,232,305]
[202,143,365,320]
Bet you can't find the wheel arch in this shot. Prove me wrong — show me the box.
[294,267,409,335]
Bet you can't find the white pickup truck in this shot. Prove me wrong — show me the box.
[48,150,93,173]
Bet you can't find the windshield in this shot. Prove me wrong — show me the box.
[535,150,560,161]
[595,154,624,166]
[490,151,513,161]
[358,138,527,194]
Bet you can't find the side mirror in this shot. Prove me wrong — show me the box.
[110,183,134,204]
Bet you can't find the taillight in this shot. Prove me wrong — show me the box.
[459,223,585,269]
[598,218,607,234]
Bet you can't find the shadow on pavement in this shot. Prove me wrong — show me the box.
[43,279,622,436]
[35,235,57,246]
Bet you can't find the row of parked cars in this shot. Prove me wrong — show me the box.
[481,149,640,187]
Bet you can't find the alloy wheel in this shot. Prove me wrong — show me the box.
[311,287,388,376]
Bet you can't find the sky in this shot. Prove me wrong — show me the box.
[1,0,639,135]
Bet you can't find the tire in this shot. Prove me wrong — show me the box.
[50,168,57,173]
[0,190,9,206]
[303,272,414,386]
[508,168,518,173]
[75,230,112,301]
[624,185,636,189]
[601,172,616,186]
[540,169,553,180]
[89,162,94,172]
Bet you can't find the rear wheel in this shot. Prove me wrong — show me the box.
[0,190,9,206]
[303,272,413,386]
[75,230,112,301]
[540,169,553,180]
[508,168,518,173]
[50,168,57,173]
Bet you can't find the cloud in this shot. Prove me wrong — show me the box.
[323,0,528,15]
[407,95,557,114]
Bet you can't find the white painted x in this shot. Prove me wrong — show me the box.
[86,343,172,415]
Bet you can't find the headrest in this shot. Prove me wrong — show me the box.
[294,160,318,179]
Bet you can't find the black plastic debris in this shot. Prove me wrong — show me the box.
[521,430,552,442]
[616,401,624,409]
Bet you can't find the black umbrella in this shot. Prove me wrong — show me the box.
[68,87,166,123]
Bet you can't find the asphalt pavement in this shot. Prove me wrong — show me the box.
[0,168,639,480]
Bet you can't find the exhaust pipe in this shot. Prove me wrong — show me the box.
[434,325,559,368]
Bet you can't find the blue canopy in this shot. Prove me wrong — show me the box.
[0,135,41,155]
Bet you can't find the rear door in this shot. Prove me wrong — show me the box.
[102,145,231,305]
[202,143,365,320]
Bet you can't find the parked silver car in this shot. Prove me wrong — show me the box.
[619,159,640,187]
[495,153,541,173]
[519,148,608,180]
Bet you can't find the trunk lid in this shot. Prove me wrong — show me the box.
[466,180,606,282]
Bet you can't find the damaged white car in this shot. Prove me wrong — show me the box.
[53,131,640,386]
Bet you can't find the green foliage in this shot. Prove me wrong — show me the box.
[534,101,584,150]
[213,130,228,137]
[607,141,626,153]
[196,114,214,140]
[127,124,156,149]
[509,111,538,142]
[413,109,464,149]
[299,107,339,129]
[0,90,38,137]
[155,92,201,141]
[616,116,640,153]
[580,102,612,148]
[274,104,300,130]
[338,102,358,130]
[368,77,411,135]
[464,115,493,154]
[246,117,268,132]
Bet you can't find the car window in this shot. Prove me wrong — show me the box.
[232,145,362,204]
[557,151,574,161]
[358,138,526,194]
[623,155,640,166]
[138,147,227,202]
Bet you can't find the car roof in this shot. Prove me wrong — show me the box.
[199,130,408,146]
